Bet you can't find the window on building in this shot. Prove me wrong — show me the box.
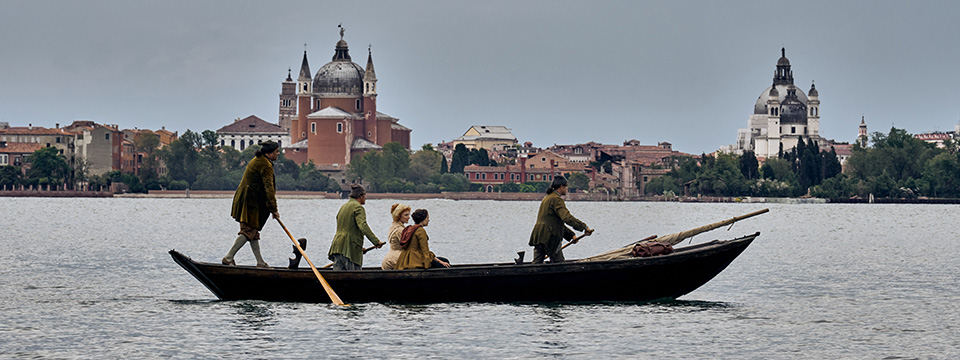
[311,122,317,134]
[56,137,61,143]
[541,157,546,161]
[643,176,649,182]
[240,141,245,150]
[231,140,235,148]
[337,123,343,133]
[791,127,796,134]
[481,173,486,180]
[356,99,361,110]
[249,139,254,146]
[0,154,7,165]
[105,133,110,140]
[221,140,225,147]
[368,131,372,137]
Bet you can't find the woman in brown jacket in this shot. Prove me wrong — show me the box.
[222,141,280,267]
[395,209,450,270]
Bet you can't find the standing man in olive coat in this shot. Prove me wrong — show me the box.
[529,175,594,263]
[222,141,280,268]
[328,184,384,270]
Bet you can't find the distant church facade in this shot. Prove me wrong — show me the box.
[279,27,411,170]
[722,48,821,158]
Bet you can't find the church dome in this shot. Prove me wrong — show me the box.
[779,86,808,124]
[754,84,807,114]
[313,38,364,96]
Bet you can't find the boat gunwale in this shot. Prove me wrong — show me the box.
[170,232,758,278]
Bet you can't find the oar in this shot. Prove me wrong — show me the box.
[321,245,379,268]
[559,232,591,250]
[277,219,347,306]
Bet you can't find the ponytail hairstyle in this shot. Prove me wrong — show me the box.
[546,175,568,194]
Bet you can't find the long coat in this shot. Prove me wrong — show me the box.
[327,198,382,265]
[230,156,277,230]
[395,227,436,270]
[528,191,587,251]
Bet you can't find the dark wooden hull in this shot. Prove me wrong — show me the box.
[170,232,758,304]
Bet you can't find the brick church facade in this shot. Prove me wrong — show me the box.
[280,27,411,170]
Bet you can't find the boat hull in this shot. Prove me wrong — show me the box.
[170,233,757,303]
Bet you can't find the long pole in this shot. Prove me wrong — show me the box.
[559,232,590,251]
[276,219,347,306]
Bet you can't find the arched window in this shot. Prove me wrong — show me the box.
[311,122,316,134]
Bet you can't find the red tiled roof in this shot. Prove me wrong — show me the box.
[217,115,284,133]
[0,142,43,154]
[0,127,68,135]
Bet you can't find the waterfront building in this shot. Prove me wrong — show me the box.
[722,48,823,158]
[0,141,41,168]
[216,115,289,151]
[63,121,123,176]
[281,27,412,171]
[120,128,178,177]
[452,126,518,151]
[0,123,76,165]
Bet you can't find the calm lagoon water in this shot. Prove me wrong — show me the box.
[0,197,958,358]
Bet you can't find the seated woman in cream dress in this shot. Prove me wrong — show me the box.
[381,203,411,270]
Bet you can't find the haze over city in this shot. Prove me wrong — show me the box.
[2,0,960,154]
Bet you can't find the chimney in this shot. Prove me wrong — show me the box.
[56,123,60,129]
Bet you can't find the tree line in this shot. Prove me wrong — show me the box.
[644,127,960,199]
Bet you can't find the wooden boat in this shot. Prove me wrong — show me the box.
[169,232,759,304]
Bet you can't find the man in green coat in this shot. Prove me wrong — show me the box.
[328,184,384,270]
[222,141,280,267]
[529,175,593,263]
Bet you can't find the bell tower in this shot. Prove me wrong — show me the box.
[295,50,312,142]
[363,45,379,144]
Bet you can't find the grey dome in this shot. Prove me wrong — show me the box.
[754,84,808,114]
[313,60,363,96]
[313,38,364,96]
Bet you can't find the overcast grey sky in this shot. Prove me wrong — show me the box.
[2,0,959,154]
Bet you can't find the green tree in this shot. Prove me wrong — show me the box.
[567,172,590,191]
[201,130,219,148]
[0,165,22,189]
[739,150,759,180]
[27,147,70,186]
[408,146,442,184]
[450,143,470,173]
[133,130,161,182]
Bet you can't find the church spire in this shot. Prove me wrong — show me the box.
[298,50,311,81]
[297,50,311,95]
[363,45,378,97]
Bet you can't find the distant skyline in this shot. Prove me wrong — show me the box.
[3,1,960,154]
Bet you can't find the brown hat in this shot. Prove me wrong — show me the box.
[349,184,366,199]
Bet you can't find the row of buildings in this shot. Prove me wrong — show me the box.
[434,125,688,195]
[0,121,178,182]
